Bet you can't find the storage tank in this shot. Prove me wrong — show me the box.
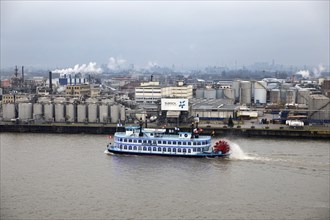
[99,105,109,123]
[38,97,51,104]
[120,105,126,121]
[77,104,87,123]
[55,103,65,122]
[53,97,66,104]
[3,103,16,121]
[216,89,224,99]
[240,81,252,105]
[110,105,120,123]
[33,103,43,119]
[195,88,204,98]
[101,98,115,105]
[270,89,280,104]
[254,81,267,104]
[286,89,296,104]
[88,103,98,123]
[297,89,310,105]
[232,80,240,100]
[204,89,216,99]
[44,103,54,122]
[66,103,76,123]
[223,88,235,100]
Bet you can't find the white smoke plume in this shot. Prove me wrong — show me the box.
[313,64,325,77]
[107,57,126,71]
[145,61,159,70]
[296,70,310,78]
[53,62,103,76]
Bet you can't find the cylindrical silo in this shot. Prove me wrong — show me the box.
[223,88,235,100]
[270,89,280,104]
[3,103,16,121]
[55,103,65,122]
[44,103,54,122]
[254,81,267,104]
[77,104,87,123]
[88,103,98,123]
[33,103,43,120]
[110,105,120,123]
[286,89,296,104]
[240,81,252,105]
[66,103,76,123]
[99,105,109,123]
[195,88,204,98]
[297,89,310,105]
[216,89,224,99]
[120,105,126,121]
[232,80,240,100]
[204,89,216,99]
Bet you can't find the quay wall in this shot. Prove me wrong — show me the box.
[0,124,329,139]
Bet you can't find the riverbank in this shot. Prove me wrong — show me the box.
[1,123,329,139]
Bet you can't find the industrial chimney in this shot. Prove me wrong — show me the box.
[151,75,153,82]
[49,71,53,93]
[22,66,24,81]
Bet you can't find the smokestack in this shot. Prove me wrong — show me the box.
[69,75,72,85]
[14,66,18,77]
[22,66,24,81]
[49,71,53,93]
[74,75,77,85]
[151,75,153,82]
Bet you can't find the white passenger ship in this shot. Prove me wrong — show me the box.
[106,125,230,158]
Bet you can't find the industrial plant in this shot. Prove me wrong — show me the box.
[0,65,329,132]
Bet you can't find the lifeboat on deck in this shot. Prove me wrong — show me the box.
[213,140,230,154]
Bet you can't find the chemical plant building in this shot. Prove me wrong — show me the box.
[0,66,329,125]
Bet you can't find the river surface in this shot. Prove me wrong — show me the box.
[0,133,329,220]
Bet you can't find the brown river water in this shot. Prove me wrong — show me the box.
[1,133,329,219]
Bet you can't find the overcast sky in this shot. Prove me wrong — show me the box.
[1,0,329,70]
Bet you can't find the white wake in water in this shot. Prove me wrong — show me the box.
[228,141,256,160]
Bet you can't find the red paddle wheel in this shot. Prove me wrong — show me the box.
[213,140,230,154]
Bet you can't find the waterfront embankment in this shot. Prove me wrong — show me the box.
[1,123,329,139]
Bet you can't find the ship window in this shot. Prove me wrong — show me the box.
[168,148,171,152]
[129,146,132,150]
[158,147,161,152]
[173,141,177,145]
[197,142,201,145]
[143,140,147,143]
[162,141,166,144]
[202,141,206,145]
[197,148,201,152]
[183,149,187,153]
[173,148,176,153]
[124,139,127,142]
[148,140,152,144]
[148,147,151,151]
[124,146,127,150]
[128,139,132,143]
[188,142,192,145]
[119,146,122,149]
[163,148,167,152]
[143,147,147,151]
[178,141,181,145]
[150,133,153,136]
[138,140,142,143]
[168,141,172,145]
[183,142,186,145]
[158,140,161,144]
[178,148,182,153]
[188,149,191,153]
[133,146,137,150]
[153,147,156,151]
[133,139,137,143]
[193,148,197,152]
[193,142,197,145]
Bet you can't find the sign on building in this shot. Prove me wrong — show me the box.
[161,98,189,111]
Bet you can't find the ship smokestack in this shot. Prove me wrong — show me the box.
[49,71,53,93]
